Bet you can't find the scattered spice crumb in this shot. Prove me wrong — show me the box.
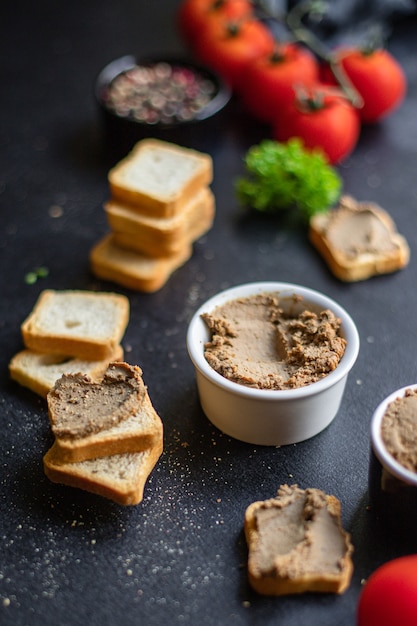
[49,204,64,218]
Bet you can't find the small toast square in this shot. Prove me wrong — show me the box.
[108,138,213,218]
[107,187,215,257]
[90,233,192,292]
[43,361,164,505]
[8,344,124,398]
[46,362,163,463]
[244,484,354,596]
[309,195,409,282]
[21,290,129,360]
[43,440,163,505]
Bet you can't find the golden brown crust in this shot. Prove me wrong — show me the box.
[8,345,124,399]
[244,487,354,596]
[47,362,146,439]
[90,234,192,293]
[45,362,163,462]
[51,390,163,463]
[309,196,409,282]
[96,140,215,292]
[111,188,215,258]
[43,373,164,504]
[107,138,213,218]
[21,290,130,360]
[43,438,163,506]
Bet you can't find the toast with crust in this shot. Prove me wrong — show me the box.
[9,344,124,398]
[21,289,129,360]
[43,362,163,505]
[309,195,409,282]
[46,362,163,463]
[244,484,354,596]
[108,138,213,218]
[43,440,162,505]
[48,386,163,463]
[90,233,192,292]
[107,187,215,257]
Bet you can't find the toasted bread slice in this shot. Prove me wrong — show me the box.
[49,385,163,463]
[107,187,215,257]
[21,290,129,360]
[309,195,409,282]
[108,138,213,218]
[244,484,354,596]
[43,439,163,505]
[47,362,162,463]
[90,233,192,292]
[8,345,124,398]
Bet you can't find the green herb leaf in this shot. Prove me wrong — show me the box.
[235,138,342,221]
[24,266,49,284]
[34,266,49,278]
[24,272,38,285]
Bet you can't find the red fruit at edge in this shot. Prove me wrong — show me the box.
[240,43,320,123]
[177,0,253,46]
[274,88,360,164]
[357,555,417,626]
[323,47,407,123]
[193,17,275,90]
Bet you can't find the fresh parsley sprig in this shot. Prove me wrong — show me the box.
[235,139,342,222]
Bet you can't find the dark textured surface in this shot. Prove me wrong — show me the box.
[1,2,417,625]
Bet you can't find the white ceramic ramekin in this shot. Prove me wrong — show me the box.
[369,385,417,532]
[371,384,417,488]
[186,282,360,446]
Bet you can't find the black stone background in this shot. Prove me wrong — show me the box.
[1,2,417,625]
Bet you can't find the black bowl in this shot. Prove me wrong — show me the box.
[95,55,232,158]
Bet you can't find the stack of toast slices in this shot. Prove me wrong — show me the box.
[90,138,215,292]
[9,290,163,504]
[43,362,163,506]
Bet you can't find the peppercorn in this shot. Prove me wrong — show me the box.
[104,62,217,124]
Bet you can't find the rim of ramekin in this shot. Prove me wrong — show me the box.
[95,54,232,126]
[186,282,360,401]
[371,384,417,486]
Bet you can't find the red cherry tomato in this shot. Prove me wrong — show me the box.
[240,43,320,123]
[273,88,360,164]
[177,0,253,46]
[193,17,275,90]
[323,47,407,123]
[357,555,417,626]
